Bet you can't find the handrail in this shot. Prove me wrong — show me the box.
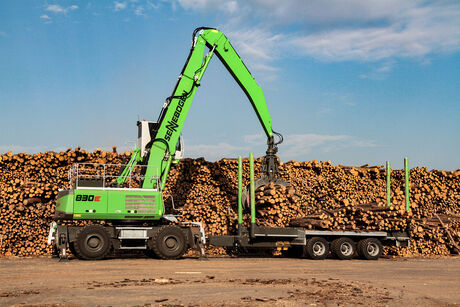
[68,163,160,190]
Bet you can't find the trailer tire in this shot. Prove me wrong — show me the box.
[331,237,356,260]
[151,225,187,260]
[73,225,112,260]
[305,237,329,260]
[357,238,382,260]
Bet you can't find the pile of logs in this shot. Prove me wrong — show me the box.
[0,149,459,257]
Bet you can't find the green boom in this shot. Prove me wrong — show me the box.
[55,27,280,223]
[142,28,274,189]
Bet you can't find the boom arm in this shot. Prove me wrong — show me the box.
[141,27,281,189]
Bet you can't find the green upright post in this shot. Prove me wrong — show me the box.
[404,157,410,212]
[386,161,391,207]
[249,153,256,238]
[238,156,243,237]
[160,155,173,191]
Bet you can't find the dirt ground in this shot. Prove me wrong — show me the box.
[0,255,459,307]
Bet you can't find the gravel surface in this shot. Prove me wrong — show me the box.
[0,256,459,306]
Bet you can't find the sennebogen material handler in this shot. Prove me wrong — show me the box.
[48,28,409,261]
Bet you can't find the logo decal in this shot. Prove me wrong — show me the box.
[164,98,185,141]
[76,195,101,202]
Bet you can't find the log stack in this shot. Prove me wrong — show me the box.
[0,149,459,257]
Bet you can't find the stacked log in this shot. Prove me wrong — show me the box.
[0,148,130,257]
[289,203,410,231]
[0,149,459,257]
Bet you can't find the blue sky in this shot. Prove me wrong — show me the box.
[0,0,459,170]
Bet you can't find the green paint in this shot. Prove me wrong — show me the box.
[142,28,274,189]
[117,147,142,186]
[57,28,278,224]
[250,153,256,224]
[238,156,243,225]
[56,192,74,215]
[55,189,163,220]
[386,161,391,207]
[160,155,173,191]
[405,157,410,211]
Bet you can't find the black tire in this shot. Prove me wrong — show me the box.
[357,238,382,260]
[331,237,356,260]
[151,225,187,260]
[305,237,329,260]
[69,242,82,259]
[144,249,159,259]
[73,225,112,260]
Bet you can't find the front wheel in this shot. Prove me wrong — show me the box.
[74,225,112,260]
[305,237,329,260]
[151,225,187,260]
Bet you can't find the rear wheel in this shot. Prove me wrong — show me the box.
[74,225,112,260]
[151,225,187,260]
[331,237,356,260]
[357,238,382,260]
[305,237,329,260]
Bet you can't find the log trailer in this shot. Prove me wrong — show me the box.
[48,27,410,261]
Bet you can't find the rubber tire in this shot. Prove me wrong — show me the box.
[305,237,329,260]
[331,237,356,260]
[357,238,382,260]
[144,249,160,259]
[69,242,82,259]
[151,225,187,260]
[73,225,112,260]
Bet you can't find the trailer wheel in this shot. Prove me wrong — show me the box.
[357,238,382,260]
[74,225,112,260]
[331,237,356,260]
[305,237,329,260]
[151,225,187,260]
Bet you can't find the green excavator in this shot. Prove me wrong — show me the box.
[48,27,409,261]
[49,27,288,260]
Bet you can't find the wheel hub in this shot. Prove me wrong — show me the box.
[340,242,353,256]
[313,242,325,255]
[165,236,178,249]
[86,235,102,250]
[367,243,379,256]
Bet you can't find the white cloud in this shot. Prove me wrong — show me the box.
[46,4,65,13]
[114,1,127,11]
[223,27,283,76]
[147,0,160,9]
[40,14,50,20]
[0,145,55,154]
[45,4,79,14]
[134,6,146,16]
[242,133,378,160]
[185,141,248,160]
[283,134,378,158]
[175,1,460,75]
[243,134,265,145]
